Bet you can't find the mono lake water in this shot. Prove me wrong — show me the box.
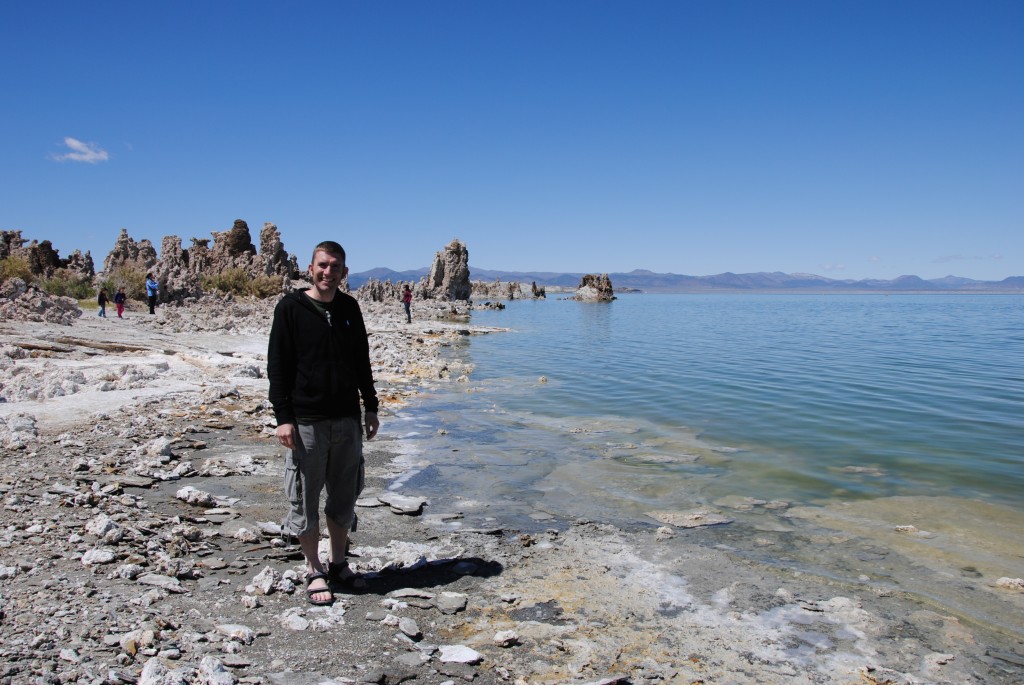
[392,293,1024,638]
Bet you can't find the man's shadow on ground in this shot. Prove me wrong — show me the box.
[350,556,503,595]
[272,546,503,594]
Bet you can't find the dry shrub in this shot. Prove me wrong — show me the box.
[202,268,282,298]
[99,265,147,301]
[40,268,93,299]
[0,255,34,284]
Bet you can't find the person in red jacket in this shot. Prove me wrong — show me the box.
[113,287,127,318]
[267,240,380,606]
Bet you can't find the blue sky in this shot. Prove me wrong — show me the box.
[1,1,1021,280]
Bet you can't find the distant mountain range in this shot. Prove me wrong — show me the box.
[349,267,1024,293]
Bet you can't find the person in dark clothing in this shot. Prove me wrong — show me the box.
[97,289,108,318]
[113,287,127,318]
[402,284,413,323]
[267,241,380,606]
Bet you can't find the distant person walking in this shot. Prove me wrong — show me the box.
[402,284,413,323]
[267,240,381,606]
[114,287,127,318]
[145,274,159,314]
[97,289,108,318]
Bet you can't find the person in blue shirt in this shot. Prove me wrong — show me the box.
[145,273,159,314]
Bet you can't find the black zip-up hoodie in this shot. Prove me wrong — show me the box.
[267,289,379,426]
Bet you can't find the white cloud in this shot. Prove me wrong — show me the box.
[50,137,109,164]
[821,263,846,272]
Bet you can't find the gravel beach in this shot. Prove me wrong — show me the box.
[1,295,1022,685]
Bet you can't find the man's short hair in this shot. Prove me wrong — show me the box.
[312,241,346,263]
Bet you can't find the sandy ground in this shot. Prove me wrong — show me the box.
[1,299,1022,685]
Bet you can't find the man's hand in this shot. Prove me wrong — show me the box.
[276,423,296,450]
[364,412,380,440]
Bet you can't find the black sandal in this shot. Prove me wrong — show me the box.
[328,561,367,592]
[305,571,334,605]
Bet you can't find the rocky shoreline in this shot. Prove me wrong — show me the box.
[1,297,1022,684]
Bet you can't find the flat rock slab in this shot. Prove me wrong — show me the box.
[378,492,427,515]
[645,510,734,528]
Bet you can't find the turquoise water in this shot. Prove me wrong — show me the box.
[457,293,1024,506]
[394,294,1024,636]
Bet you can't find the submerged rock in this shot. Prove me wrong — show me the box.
[644,509,734,528]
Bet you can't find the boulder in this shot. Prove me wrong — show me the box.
[0,278,82,325]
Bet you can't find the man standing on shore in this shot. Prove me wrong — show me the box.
[267,240,380,605]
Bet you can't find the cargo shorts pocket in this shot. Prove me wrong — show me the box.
[282,450,309,536]
[284,451,302,505]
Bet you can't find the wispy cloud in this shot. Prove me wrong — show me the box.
[821,263,846,272]
[50,137,109,164]
[933,253,1003,265]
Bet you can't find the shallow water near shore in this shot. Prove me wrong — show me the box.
[396,293,1024,641]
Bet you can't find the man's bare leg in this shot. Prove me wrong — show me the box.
[298,530,331,603]
[326,518,354,578]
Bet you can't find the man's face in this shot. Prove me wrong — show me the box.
[309,249,348,297]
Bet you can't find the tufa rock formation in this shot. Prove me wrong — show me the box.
[101,220,300,303]
[9,228,478,308]
[63,249,95,279]
[150,236,206,301]
[0,230,21,261]
[357,279,422,303]
[423,239,471,301]
[215,219,257,258]
[258,222,299,277]
[573,273,615,301]
[1,230,95,280]
[470,278,545,300]
[102,228,157,274]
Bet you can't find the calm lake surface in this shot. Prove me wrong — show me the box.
[393,294,1024,637]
